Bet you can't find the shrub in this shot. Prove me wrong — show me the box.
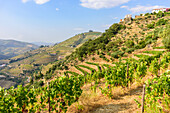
[118,51,125,56]
[147,22,155,29]
[111,47,119,52]
[147,15,151,18]
[156,11,164,18]
[125,40,134,48]
[123,54,128,57]
[92,57,95,60]
[107,52,111,56]
[145,13,150,16]
[161,26,170,50]
[162,34,170,50]
[111,52,119,59]
[156,19,167,26]
[138,40,146,49]
[121,47,126,51]
[39,80,44,86]
[125,48,135,53]
[106,41,118,51]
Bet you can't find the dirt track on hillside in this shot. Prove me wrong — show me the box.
[89,86,142,113]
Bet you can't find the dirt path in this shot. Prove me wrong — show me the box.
[89,86,143,113]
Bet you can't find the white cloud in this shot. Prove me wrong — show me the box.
[34,0,50,5]
[121,5,164,13]
[120,5,128,9]
[21,0,50,4]
[102,24,112,28]
[80,0,130,9]
[22,0,30,3]
[113,17,118,19]
[56,8,59,11]
[73,28,84,31]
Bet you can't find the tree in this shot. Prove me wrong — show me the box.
[156,11,164,18]
[89,30,93,32]
[162,26,170,50]
[125,40,134,48]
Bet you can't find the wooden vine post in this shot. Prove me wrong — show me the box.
[47,82,51,113]
[142,84,146,113]
[126,64,129,88]
[158,58,161,77]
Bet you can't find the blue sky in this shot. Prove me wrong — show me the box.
[0,0,169,43]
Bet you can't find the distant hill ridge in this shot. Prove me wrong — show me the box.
[0,39,38,60]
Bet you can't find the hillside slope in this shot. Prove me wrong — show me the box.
[0,12,169,113]
[0,39,38,60]
[0,32,101,88]
[31,12,170,112]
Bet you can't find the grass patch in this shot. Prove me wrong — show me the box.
[74,66,89,75]
[153,46,165,49]
[79,65,96,73]
[66,71,79,76]
[143,51,164,54]
[134,54,150,58]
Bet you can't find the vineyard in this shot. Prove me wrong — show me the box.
[0,50,169,112]
[0,12,170,113]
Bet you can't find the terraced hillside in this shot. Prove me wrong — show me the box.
[0,32,101,88]
[25,12,169,112]
[42,12,170,77]
[0,12,169,113]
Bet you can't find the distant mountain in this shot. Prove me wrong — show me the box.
[32,42,54,46]
[0,39,38,60]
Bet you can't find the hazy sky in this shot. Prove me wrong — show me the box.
[0,0,169,43]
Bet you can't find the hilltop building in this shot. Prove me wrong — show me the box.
[119,14,132,24]
[152,8,170,13]
[119,8,170,24]
[125,14,132,19]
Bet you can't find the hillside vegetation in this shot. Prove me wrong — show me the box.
[0,11,170,113]
[0,39,38,60]
[0,32,101,88]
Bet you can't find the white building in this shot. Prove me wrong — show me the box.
[125,14,132,19]
[152,8,170,13]
[0,64,7,68]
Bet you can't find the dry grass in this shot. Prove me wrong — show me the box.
[67,62,170,113]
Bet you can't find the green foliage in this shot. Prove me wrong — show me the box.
[134,99,141,108]
[111,52,119,59]
[67,23,125,60]
[156,11,164,18]
[153,46,165,49]
[65,71,79,76]
[1,51,169,112]
[149,58,160,76]
[39,80,44,86]
[0,76,83,113]
[74,66,89,75]
[143,51,164,55]
[125,40,134,48]
[125,48,135,53]
[92,57,95,60]
[106,41,118,51]
[147,22,155,29]
[79,65,96,73]
[161,26,170,49]
[156,19,167,26]
[145,72,170,112]
[85,62,102,72]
